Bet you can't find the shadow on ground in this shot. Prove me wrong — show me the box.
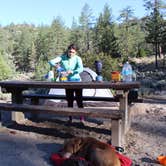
[7,118,111,140]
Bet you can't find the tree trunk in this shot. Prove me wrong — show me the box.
[155,42,158,68]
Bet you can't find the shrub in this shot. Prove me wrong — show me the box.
[0,54,13,80]
[137,48,147,57]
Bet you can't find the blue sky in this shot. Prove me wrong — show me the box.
[0,0,146,27]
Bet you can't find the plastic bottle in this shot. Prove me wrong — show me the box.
[122,61,133,82]
[47,70,54,82]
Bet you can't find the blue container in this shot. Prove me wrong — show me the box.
[96,75,103,82]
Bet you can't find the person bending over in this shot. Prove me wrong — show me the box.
[49,44,84,123]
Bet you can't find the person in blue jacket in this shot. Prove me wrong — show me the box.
[49,44,84,123]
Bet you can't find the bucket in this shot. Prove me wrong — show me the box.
[111,71,121,82]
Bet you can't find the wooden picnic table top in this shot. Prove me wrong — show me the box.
[0,80,140,90]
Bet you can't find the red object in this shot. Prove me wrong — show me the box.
[116,152,132,166]
[50,154,66,166]
[50,145,132,166]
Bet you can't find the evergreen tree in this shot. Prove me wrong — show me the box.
[118,6,136,59]
[29,41,37,71]
[34,18,69,78]
[95,4,119,56]
[0,53,13,80]
[34,26,51,71]
[12,27,33,71]
[144,0,166,68]
[50,17,69,56]
[78,3,95,53]
[69,17,80,44]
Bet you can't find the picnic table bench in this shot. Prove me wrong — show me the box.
[0,80,140,147]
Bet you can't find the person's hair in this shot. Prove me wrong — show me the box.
[68,44,78,51]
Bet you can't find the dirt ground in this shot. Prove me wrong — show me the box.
[0,97,165,166]
[125,101,166,166]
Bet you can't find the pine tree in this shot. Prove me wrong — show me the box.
[11,25,35,72]
[144,0,166,68]
[78,3,95,53]
[95,4,119,56]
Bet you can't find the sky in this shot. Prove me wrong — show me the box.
[0,0,146,27]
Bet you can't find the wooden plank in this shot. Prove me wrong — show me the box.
[23,94,142,103]
[0,103,122,120]
[0,81,141,90]
[23,94,119,102]
[0,103,123,147]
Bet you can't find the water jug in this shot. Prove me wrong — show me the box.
[47,70,54,82]
[122,61,132,82]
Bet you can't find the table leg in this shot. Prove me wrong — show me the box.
[30,98,39,120]
[119,91,129,136]
[11,89,25,123]
[111,119,122,147]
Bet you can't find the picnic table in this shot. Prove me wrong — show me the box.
[0,80,140,146]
